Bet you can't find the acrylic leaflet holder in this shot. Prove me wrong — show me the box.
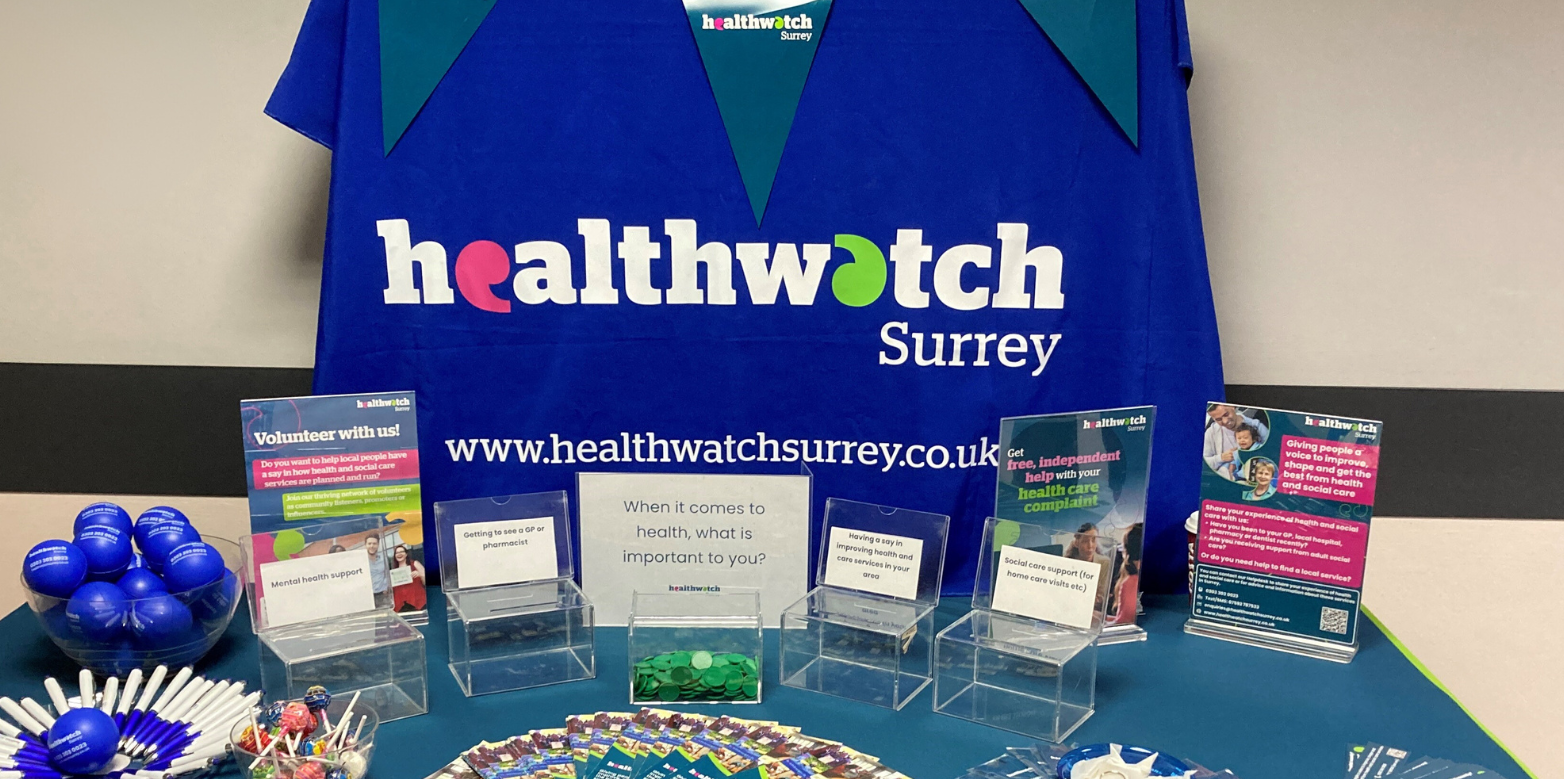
[239,515,428,722]
[779,498,951,710]
[435,491,595,697]
[629,589,763,704]
[933,517,1116,741]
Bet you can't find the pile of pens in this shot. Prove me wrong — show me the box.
[233,687,371,779]
[0,664,258,779]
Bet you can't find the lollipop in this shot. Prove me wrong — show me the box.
[277,701,316,735]
[261,701,287,726]
[295,761,327,779]
[340,750,368,779]
[238,723,274,753]
[303,685,331,713]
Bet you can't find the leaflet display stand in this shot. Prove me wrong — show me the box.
[779,498,950,710]
[240,515,428,722]
[933,517,1116,741]
[434,491,595,697]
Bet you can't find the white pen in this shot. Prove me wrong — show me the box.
[40,680,68,718]
[116,669,144,720]
[99,676,119,716]
[0,699,46,738]
[77,670,95,709]
[17,700,53,730]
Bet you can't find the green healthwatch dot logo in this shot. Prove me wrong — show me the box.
[830,234,887,307]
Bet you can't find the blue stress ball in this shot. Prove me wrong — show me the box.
[187,569,239,621]
[66,582,129,643]
[40,603,74,638]
[133,506,191,548]
[161,541,224,592]
[130,593,194,649]
[138,522,200,572]
[73,502,133,536]
[102,638,143,676]
[47,706,121,775]
[23,539,88,598]
[75,525,134,579]
[116,567,167,599]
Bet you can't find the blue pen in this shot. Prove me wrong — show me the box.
[128,667,193,755]
[111,669,144,733]
[0,746,48,763]
[0,769,65,779]
[119,665,171,753]
[135,674,213,759]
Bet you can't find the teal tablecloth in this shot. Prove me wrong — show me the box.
[0,595,1531,779]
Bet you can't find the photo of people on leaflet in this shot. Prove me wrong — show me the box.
[995,408,1157,630]
[1203,404,1271,481]
[1202,403,1280,503]
[1242,458,1278,502]
[271,515,429,616]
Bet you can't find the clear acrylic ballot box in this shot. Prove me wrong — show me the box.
[240,515,428,722]
[628,590,763,704]
[435,491,595,697]
[933,517,1116,741]
[779,498,950,710]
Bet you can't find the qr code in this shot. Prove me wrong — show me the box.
[1320,607,1350,635]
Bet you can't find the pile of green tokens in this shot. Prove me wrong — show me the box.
[633,650,760,702]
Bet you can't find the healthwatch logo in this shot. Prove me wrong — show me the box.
[701,12,816,40]
[375,218,1069,377]
[356,397,412,410]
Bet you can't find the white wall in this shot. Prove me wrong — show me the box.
[1187,0,1564,389]
[2,1,1560,389]
[0,1,324,369]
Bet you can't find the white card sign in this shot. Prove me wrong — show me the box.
[821,527,923,600]
[452,516,559,589]
[259,551,376,628]
[989,545,1100,629]
[577,472,810,627]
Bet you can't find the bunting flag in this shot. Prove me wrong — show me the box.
[379,0,497,155]
[683,0,835,225]
[1016,0,1139,146]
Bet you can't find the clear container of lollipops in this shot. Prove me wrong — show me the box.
[230,688,376,779]
[0,664,260,779]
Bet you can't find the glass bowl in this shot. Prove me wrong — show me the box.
[22,536,243,675]
[231,696,379,779]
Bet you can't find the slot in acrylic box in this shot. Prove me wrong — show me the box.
[240,516,428,722]
[628,590,762,704]
[933,518,1117,741]
[779,499,950,710]
[435,491,595,697]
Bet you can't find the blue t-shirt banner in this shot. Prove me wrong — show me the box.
[265,0,1222,595]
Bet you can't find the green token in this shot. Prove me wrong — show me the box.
[691,651,713,670]
[658,683,680,701]
[742,679,759,698]
[652,655,673,669]
[655,670,672,682]
[724,653,746,663]
[669,666,693,684]
[701,668,725,687]
[671,652,692,667]
[742,658,757,673]
[712,656,729,668]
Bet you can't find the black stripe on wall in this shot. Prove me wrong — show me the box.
[0,363,312,497]
[0,363,1556,519]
